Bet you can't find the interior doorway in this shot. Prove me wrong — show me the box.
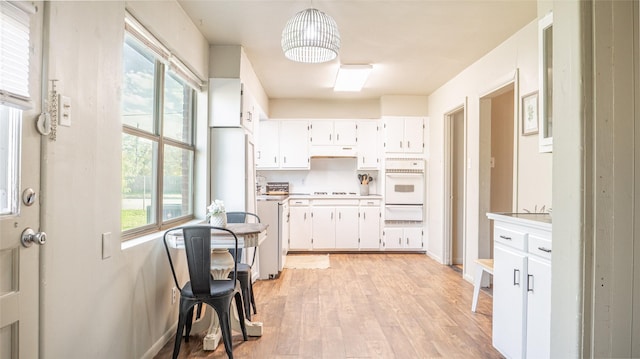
[479,83,516,262]
[444,103,466,272]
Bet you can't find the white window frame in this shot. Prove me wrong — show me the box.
[121,14,202,240]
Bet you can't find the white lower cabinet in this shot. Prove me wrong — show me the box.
[383,226,424,250]
[493,242,527,358]
[288,197,381,251]
[359,200,381,249]
[488,213,552,359]
[311,200,359,250]
[336,206,360,249]
[525,234,552,359]
[289,200,311,250]
[311,206,336,249]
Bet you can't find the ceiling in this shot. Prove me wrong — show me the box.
[177,1,537,100]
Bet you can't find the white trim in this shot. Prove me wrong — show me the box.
[124,11,205,91]
[7,1,36,15]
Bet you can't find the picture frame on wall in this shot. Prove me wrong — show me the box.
[522,91,539,135]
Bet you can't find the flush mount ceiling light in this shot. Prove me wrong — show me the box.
[281,8,340,63]
[333,64,373,92]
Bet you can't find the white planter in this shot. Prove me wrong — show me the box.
[209,213,227,228]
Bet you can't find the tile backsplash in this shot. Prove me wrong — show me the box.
[257,158,380,194]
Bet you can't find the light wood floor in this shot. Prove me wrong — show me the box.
[154,253,500,359]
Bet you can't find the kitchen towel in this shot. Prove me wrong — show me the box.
[284,254,330,269]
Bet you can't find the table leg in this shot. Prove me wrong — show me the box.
[202,249,264,351]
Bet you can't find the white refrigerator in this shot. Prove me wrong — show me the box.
[210,127,256,215]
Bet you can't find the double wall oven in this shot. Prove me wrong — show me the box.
[384,158,425,221]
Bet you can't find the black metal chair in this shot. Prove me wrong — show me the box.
[226,212,260,320]
[163,225,248,359]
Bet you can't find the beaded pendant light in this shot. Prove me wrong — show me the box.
[281,8,341,63]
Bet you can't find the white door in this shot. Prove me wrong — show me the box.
[334,120,357,145]
[0,109,42,359]
[280,120,309,168]
[493,244,527,358]
[310,120,333,145]
[403,117,424,153]
[289,205,311,250]
[359,206,380,249]
[384,117,404,153]
[311,206,335,249]
[336,206,359,249]
[384,228,403,249]
[256,120,279,169]
[357,121,379,170]
[526,255,552,359]
[405,227,423,249]
[0,3,42,357]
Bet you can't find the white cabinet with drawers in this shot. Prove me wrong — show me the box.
[287,197,383,251]
[487,213,552,359]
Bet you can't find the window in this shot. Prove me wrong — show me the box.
[121,32,196,237]
[1,2,33,217]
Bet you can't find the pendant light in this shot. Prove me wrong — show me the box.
[281,7,340,63]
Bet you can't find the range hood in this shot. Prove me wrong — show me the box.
[309,145,357,158]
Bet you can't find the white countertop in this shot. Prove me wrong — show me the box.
[486,212,552,230]
[258,193,383,201]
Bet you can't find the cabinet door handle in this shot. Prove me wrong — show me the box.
[363,212,366,220]
[329,134,332,141]
[513,269,520,286]
[304,213,306,220]
[538,246,552,253]
[283,156,287,163]
[407,141,410,148]
[499,235,512,240]
[527,274,534,292]
[337,133,340,141]
[338,212,341,220]
[331,212,334,220]
[399,141,403,148]
[273,156,277,163]
[257,150,261,159]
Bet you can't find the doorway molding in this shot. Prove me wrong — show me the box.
[476,69,520,267]
[443,100,467,269]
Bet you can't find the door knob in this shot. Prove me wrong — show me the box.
[21,228,47,248]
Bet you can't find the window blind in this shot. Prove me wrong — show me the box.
[0,1,32,110]
[124,11,205,92]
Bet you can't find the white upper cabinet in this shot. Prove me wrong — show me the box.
[209,78,242,128]
[310,120,357,146]
[241,90,256,133]
[383,116,425,154]
[333,121,357,145]
[357,121,380,169]
[279,120,310,169]
[256,120,280,169]
[256,120,309,169]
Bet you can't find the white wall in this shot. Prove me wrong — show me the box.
[39,2,208,358]
[427,19,552,277]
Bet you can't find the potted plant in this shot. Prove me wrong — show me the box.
[206,199,226,227]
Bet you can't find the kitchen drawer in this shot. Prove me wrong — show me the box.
[528,234,552,260]
[360,199,381,206]
[494,224,527,251]
[312,199,359,206]
[289,199,310,206]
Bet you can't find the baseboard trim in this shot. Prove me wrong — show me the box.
[140,322,177,359]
